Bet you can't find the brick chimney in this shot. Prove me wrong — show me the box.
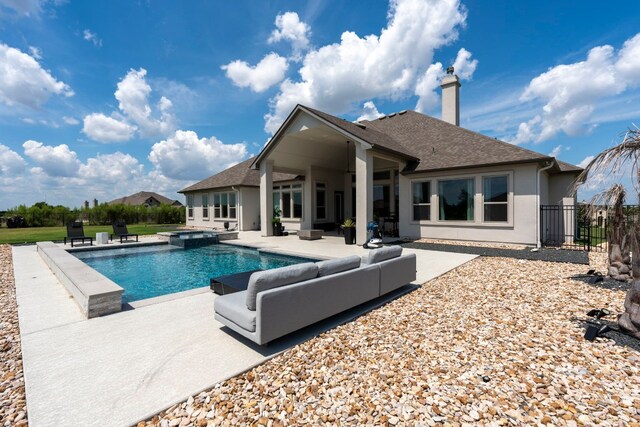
[441,67,460,126]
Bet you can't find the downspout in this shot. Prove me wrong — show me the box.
[536,161,554,248]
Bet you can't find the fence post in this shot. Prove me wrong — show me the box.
[540,205,544,248]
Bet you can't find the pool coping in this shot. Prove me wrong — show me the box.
[36,241,124,318]
[48,239,324,313]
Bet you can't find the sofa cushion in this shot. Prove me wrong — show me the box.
[246,262,318,310]
[214,291,256,332]
[316,255,362,277]
[367,246,403,264]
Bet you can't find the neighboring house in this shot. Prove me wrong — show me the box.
[109,191,183,207]
[181,73,581,245]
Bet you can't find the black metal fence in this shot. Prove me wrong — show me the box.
[540,204,640,252]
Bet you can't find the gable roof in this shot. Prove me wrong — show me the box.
[555,160,583,173]
[109,191,182,206]
[179,157,298,193]
[361,110,560,173]
[301,106,419,161]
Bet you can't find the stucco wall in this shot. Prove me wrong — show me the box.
[184,188,247,230]
[239,187,260,231]
[399,163,539,245]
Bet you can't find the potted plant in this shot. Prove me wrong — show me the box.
[342,218,356,244]
[272,207,283,236]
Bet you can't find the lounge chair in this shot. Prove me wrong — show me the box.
[64,221,93,247]
[110,221,139,243]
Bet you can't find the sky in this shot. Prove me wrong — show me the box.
[0,0,639,210]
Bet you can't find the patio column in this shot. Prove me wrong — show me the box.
[355,143,373,244]
[302,165,314,229]
[344,172,352,218]
[397,162,410,237]
[260,160,274,236]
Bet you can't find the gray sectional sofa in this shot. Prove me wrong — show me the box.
[214,246,416,345]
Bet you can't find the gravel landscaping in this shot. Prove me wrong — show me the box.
[4,243,639,426]
[0,245,27,426]
[138,252,639,426]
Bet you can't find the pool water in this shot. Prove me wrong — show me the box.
[74,244,316,303]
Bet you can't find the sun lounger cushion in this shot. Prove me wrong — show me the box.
[366,246,403,264]
[245,263,318,310]
[215,291,256,332]
[316,255,362,277]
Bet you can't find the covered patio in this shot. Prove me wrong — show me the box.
[252,105,417,244]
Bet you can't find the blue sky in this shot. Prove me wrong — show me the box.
[0,0,639,209]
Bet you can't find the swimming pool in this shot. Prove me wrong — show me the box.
[74,244,316,303]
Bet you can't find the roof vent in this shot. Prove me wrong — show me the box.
[378,115,386,120]
[356,123,366,129]
[388,112,397,117]
[399,110,407,115]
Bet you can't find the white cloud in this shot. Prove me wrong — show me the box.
[149,130,247,180]
[63,116,79,125]
[414,48,477,113]
[264,0,468,134]
[548,145,563,158]
[114,68,176,137]
[222,53,289,93]
[82,113,137,143]
[0,43,73,109]
[22,140,80,177]
[511,32,640,145]
[0,143,26,175]
[357,101,385,122]
[578,155,595,168]
[78,152,144,183]
[268,12,311,60]
[28,46,42,59]
[84,68,176,142]
[83,29,102,47]
[0,0,43,17]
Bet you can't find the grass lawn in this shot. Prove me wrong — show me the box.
[0,224,183,244]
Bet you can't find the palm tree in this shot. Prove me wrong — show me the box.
[575,127,640,338]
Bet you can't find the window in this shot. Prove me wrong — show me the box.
[213,191,237,219]
[202,194,209,219]
[187,195,194,218]
[315,182,326,219]
[483,176,508,222]
[438,178,474,221]
[273,184,302,219]
[412,181,430,221]
[373,184,390,218]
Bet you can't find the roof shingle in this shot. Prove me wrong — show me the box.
[179,157,298,193]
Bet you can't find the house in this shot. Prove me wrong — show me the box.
[108,191,183,207]
[179,158,300,230]
[180,72,581,245]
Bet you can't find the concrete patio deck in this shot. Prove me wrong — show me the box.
[14,233,476,427]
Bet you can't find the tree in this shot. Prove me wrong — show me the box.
[575,127,640,338]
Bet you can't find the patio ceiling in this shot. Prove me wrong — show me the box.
[266,114,403,174]
[268,115,353,173]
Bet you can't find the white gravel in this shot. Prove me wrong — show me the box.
[0,245,27,426]
[139,254,639,426]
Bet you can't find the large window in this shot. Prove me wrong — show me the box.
[273,184,302,219]
[187,195,194,218]
[412,181,431,221]
[213,191,237,219]
[483,175,508,222]
[202,194,209,219]
[438,178,474,221]
[315,182,326,220]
